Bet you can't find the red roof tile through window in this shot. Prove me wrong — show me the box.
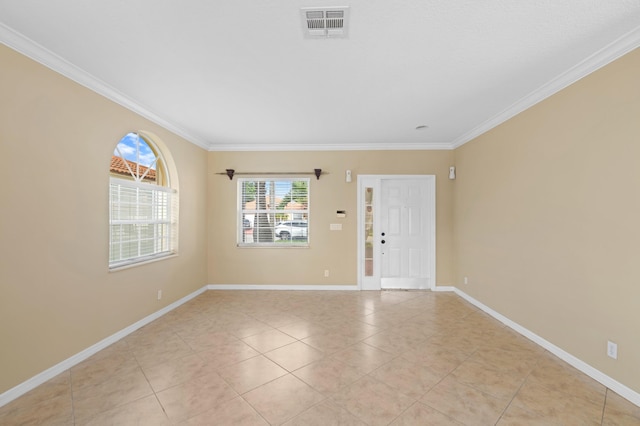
[110,156,156,181]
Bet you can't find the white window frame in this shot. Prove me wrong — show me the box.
[109,133,178,270]
[237,178,310,248]
[109,178,178,269]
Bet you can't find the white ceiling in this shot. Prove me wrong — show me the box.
[1,1,639,151]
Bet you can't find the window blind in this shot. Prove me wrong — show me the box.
[109,178,177,268]
[238,178,309,247]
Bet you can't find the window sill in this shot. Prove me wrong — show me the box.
[109,253,178,272]
[236,244,310,249]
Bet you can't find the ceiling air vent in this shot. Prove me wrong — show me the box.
[301,7,349,38]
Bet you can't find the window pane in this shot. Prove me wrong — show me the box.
[364,187,373,276]
[113,133,160,184]
[238,178,309,246]
[109,132,176,269]
[109,181,175,266]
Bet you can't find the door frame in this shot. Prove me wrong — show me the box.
[357,175,436,291]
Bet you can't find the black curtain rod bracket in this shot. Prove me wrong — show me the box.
[218,169,324,180]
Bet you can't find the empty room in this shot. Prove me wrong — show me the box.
[1,1,640,425]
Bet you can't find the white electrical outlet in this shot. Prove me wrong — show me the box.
[324,270,329,277]
[157,290,162,300]
[607,341,617,359]
[464,277,468,285]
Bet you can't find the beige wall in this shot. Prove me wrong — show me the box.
[454,49,640,392]
[3,36,637,400]
[0,45,209,394]
[208,150,455,286]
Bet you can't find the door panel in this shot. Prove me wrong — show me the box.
[380,178,430,290]
[408,248,422,277]
[408,206,420,236]
[388,248,401,276]
[358,175,435,291]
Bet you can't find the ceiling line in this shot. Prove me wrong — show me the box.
[451,25,640,149]
[0,22,211,151]
[2,22,639,153]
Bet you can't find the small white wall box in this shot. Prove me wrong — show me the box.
[337,210,346,218]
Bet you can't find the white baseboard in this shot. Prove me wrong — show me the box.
[209,284,451,292]
[3,284,638,409]
[207,284,359,291]
[449,286,640,407]
[433,285,456,292]
[0,285,208,408]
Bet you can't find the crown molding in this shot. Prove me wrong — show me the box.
[207,140,454,152]
[451,25,640,149]
[0,23,211,151]
[4,20,638,153]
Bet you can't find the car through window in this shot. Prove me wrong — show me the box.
[238,178,309,247]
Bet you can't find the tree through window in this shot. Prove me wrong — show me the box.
[238,178,309,246]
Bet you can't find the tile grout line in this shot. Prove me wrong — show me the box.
[492,371,533,425]
[600,389,609,426]
[415,346,477,425]
[4,290,634,424]
[68,370,76,426]
[135,351,171,424]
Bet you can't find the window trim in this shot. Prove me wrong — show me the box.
[108,253,179,272]
[109,178,178,269]
[109,132,178,270]
[237,177,310,248]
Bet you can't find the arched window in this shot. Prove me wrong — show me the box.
[109,132,178,269]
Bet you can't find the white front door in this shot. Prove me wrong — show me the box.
[358,175,435,290]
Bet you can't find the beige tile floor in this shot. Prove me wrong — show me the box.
[1,290,639,425]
